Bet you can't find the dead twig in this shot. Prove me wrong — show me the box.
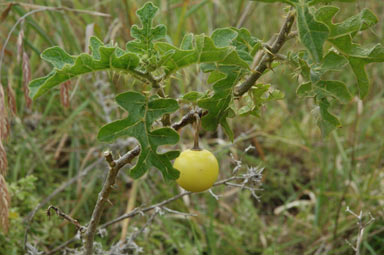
[46,206,85,233]
[46,164,263,255]
[100,170,262,229]
[345,207,375,255]
[23,158,104,251]
[83,151,122,255]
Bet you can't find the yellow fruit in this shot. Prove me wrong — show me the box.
[173,149,219,192]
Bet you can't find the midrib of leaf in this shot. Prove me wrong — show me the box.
[328,25,363,40]
[142,99,170,176]
[141,100,151,168]
[32,64,150,99]
[143,98,151,163]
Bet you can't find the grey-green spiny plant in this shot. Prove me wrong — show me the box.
[29,1,384,180]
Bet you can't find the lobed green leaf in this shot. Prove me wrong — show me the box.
[315,80,352,103]
[98,91,180,180]
[29,36,140,99]
[297,82,313,97]
[318,97,341,136]
[296,4,329,63]
[235,84,284,117]
[198,66,243,141]
[315,7,377,39]
[155,33,249,76]
[330,35,384,98]
[129,2,166,53]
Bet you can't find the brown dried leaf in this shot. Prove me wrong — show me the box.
[0,84,9,139]
[0,44,12,58]
[0,3,13,23]
[60,80,71,108]
[22,52,32,109]
[0,140,6,176]
[17,28,24,63]
[0,175,10,233]
[7,80,17,115]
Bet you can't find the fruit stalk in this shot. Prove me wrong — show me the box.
[193,113,201,150]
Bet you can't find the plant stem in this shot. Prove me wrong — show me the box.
[82,109,206,255]
[192,112,201,150]
[83,152,122,255]
[45,168,260,254]
[234,11,295,97]
[100,175,245,228]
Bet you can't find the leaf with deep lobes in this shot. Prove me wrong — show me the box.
[98,91,180,180]
[315,80,352,103]
[296,4,329,62]
[318,97,341,136]
[155,34,249,76]
[330,35,384,98]
[313,7,382,98]
[129,2,166,52]
[198,66,242,140]
[315,7,377,39]
[29,36,140,99]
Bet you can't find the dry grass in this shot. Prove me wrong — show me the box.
[0,175,10,232]
[0,0,383,254]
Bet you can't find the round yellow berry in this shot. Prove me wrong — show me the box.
[173,149,219,192]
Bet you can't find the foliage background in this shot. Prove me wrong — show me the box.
[1,0,384,254]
